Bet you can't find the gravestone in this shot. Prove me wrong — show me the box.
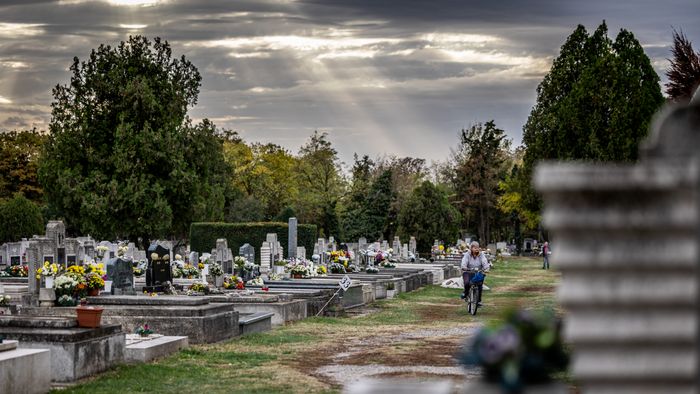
[216,239,231,274]
[106,257,134,295]
[296,246,306,260]
[409,237,416,255]
[288,217,298,259]
[358,237,367,252]
[189,251,199,265]
[145,243,171,292]
[328,236,336,252]
[535,98,700,393]
[402,243,409,260]
[260,244,271,273]
[393,236,401,253]
[239,243,255,264]
[381,240,388,251]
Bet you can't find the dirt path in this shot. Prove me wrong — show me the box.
[296,317,484,388]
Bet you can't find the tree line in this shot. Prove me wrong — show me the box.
[1,23,698,252]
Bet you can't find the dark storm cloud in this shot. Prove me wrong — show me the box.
[0,0,698,163]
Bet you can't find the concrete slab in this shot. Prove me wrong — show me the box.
[125,335,188,363]
[0,346,51,394]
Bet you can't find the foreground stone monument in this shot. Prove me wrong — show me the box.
[535,98,700,393]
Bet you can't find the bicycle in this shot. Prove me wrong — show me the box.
[464,268,485,316]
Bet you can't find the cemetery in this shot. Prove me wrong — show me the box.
[0,216,462,391]
[0,4,698,392]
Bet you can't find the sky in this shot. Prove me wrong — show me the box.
[0,0,698,165]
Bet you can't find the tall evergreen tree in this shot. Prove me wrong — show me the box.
[520,22,664,214]
[39,36,228,243]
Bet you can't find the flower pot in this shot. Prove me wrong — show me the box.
[88,288,100,297]
[45,276,54,289]
[292,273,303,279]
[76,306,104,328]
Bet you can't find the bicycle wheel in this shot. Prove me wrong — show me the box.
[469,285,479,315]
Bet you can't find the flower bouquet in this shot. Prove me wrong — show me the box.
[57,294,78,307]
[180,264,200,278]
[246,277,264,287]
[36,261,61,279]
[208,262,224,277]
[54,274,78,298]
[135,323,154,337]
[187,282,210,295]
[329,262,346,274]
[316,265,328,275]
[223,275,244,290]
[0,295,11,306]
[458,308,569,393]
[7,265,28,277]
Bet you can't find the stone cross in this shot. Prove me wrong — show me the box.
[535,98,700,393]
[288,217,298,259]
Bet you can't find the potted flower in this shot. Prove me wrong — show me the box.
[208,262,224,287]
[316,265,328,276]
[36,261,61,288]
[459,308,569,393]
[273,260,287,274]
[54,274,78,300]
[85,272,105,296]
[289,264,308,279]
[366,266,379,274]
[135,323,154,337]
[180,264,200,279]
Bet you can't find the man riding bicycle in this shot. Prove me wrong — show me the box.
[461,241,490,306]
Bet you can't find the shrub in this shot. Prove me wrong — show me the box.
[190,222,317,264]
[0,194,44,243]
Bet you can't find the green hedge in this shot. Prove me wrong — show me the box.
[190,222,318,263]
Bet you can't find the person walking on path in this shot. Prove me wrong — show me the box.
[461,241,490,305]
[542,241,550,269]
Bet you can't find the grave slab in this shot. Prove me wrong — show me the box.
[124,335,188,363]
[0,346,51,394]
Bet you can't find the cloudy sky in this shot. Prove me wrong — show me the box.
[0,0,698,164]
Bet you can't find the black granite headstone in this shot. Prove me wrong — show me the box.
[145,244,172,292]
[106,257,134,295]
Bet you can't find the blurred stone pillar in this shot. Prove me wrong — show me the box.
[535,100,700,394]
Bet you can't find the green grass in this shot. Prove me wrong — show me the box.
[58,256,560,394]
